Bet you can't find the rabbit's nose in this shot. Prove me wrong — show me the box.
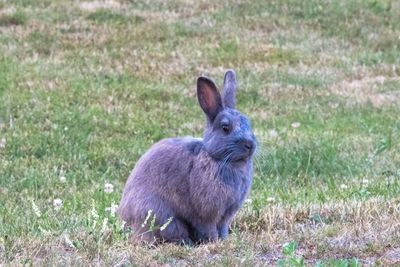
[243,140,254,151]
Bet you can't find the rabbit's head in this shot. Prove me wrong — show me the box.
[197,70,256,163]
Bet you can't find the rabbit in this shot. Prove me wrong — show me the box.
[118,70,257,245]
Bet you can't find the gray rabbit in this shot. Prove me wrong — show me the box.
[118,70,257,244]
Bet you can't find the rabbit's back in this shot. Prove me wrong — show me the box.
[119,137,198,220]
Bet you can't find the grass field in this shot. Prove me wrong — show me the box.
[1,0,400,266]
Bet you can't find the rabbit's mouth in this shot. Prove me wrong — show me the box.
[230,150,255,163]
[206,140,256,162]
[232,158,248,164]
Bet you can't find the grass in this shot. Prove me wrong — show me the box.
[1,0,400,265]
[0,8,27,26]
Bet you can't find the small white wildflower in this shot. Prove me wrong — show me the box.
[340,184,348,189]
[38,226,50,236]
[59,176,66,183]
[268,129,279,138]
[267,197,276,203]
[101,217,109,233]
[64,234,75,249]
[91,218,98,230]
[0,138,6,148]
[291,122,301,129]
[53,198,63,211]
[64,126,68,131]
[160,217,173,231]
[330,102,339,109]
[90,203,99,229]
[244,198,252,204]
[31,200,41,217]
[91,205,99,220]
[366,153,374,164]
[105,203,119,217]
[362,179,369,185]
[104,183,114,193]
[141,209,153,227]
[120,220,126,230]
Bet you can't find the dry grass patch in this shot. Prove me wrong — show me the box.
[332,76,400,107]
[236,197,400,264]
[79,1,121,12]
[5,198,399,265]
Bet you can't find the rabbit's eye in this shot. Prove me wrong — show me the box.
[222,124,230,133]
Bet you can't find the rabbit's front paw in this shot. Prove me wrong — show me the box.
[217,224,229,240]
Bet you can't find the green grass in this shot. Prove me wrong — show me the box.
[1,0,400,265]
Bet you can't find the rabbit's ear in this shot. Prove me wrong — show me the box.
[197,76,223,123]
[223,69,237,109]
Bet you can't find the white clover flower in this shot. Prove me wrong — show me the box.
[291,122,301,129]
[340,184,348,189]
[0,138,6,148]
[53,198,63,211]
[59,176,66,183]
[362,179,369,185]
[268,129,279,138]
[104,183,114,193]
[267,197,276,203]
[105,203,119,217]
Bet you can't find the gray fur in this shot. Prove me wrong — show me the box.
[223,69,237,109]
[118,70,257,244]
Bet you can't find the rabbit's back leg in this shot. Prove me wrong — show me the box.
[131,200,193,244]
[126,215,192,245]
[159,217,193,245]
[127,217,192,245]
[190,222,218,243]
[128,222,157,244]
